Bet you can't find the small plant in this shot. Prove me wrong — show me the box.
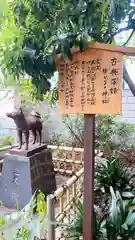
[60,189,135,239]
[95,156,135,197]
[95,115,117,151]
[105,187,135,239]
[59,199,83,240]
[0,191,47,240]
[0,135,14,147]
[15,226,29,240]
[58,199,106,240]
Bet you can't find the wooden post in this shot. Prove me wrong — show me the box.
[83,114,95,240]
[47,194,55,240]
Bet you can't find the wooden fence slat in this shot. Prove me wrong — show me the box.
[72,182,76,198]
[47,194,55,240]
[47,167,84,240]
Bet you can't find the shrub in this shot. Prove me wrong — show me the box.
[60,189,135,239]
[0,135,14,147]
[105,187,135,239]
[95,115,117,151]
[63,115,84,147]
[0,192,47,240]
[57,114,135,151]
[95,156,135,197]
[58,199,83,240]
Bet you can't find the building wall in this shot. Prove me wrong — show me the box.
[122,56,135,124]
[122,89,135,124]
[0,88,17,144]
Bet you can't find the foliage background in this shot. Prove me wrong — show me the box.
[0,0,135,100]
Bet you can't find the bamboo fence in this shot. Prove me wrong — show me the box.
[47,145,103,176]
[47,168,84,240]
[47,145,84,175]
[46,146,103,239]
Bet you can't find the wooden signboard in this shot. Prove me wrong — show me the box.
[58,48,123,114]
[57,43,135,240]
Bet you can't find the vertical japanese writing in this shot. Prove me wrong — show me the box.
[12,168,19,185]
[72,61,79,74]
[59,60,79,110]
[110,57,119,95]
[68,63,74,108]
[86,72,96,105]
[102,68,109,104]
[80,61,86,110]
[59,63,65,93]
[96,58,102,71]
[65,63,70,109]
[86,58,101,105]
[68,61,79,108]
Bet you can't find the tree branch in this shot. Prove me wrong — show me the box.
[106,26,132,43]
[123,29,135,46]
[123,64,135,97]
[63,118,83,146]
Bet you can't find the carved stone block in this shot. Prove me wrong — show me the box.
[0,144,56,209]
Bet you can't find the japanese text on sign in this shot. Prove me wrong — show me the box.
[58,48,122,114]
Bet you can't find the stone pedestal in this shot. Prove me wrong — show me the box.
[0,144,56,209]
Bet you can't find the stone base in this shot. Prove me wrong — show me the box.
[0,144,56,209]
[9,143,47,157]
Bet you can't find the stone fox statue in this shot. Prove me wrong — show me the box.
[6,108,42,150]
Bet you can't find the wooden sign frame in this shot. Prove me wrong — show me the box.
[56,43,135,240]
[57,43,135,115]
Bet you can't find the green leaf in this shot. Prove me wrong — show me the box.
[122,192,135,198]
[0,218,6,225]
